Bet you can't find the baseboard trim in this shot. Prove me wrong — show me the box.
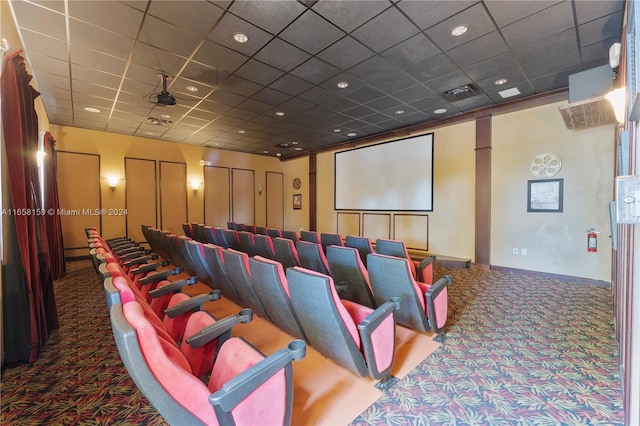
[490,265,610,288]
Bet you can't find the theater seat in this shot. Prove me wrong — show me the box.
[375,238,435,284]
[238,231,258,257]
[272,237,301,270]
[320,232,344,253]
[367,253,450,339]
[286,266,400,390]
[300,230,320,244]
[111,300,306,425]
[295,241,330,275]
[345,235,374,267]
[326,245,377,308]
[254,234,276,260]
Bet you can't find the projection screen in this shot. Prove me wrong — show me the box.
[334,133,434,211]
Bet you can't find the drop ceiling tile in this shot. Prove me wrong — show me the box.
[297,86,335,105]
[20,30,68,60]
[349,57,417,93]
[208,88,248,106]
[225,107,259,121]
[405,54,458,82]
[396,1,475,31]
[229,0,307,35]
[485,85,536,103]
[408,94,452,112]
[581,37,618,64]
[521,49,580,80]
[423,71,474,95]
[138,15,201,58]
[365,95,407,111]
[279,97,315,112]
[501,1,574,47]
[316,36,375,70]
[69,1,144,39]
[236,98,273,114]
[390,84,434,104]
[131,43,187,77]
[484,0,562,28]
[463,52,522,81]
[192,40,249,76]
[28,0,65,13]
[311,0,390,33]
[12,1,66,40]
[254,38,311,72]
[279,11,345,55]
[26,52,68,78]
[424,3,496,51]
[200,99,233,115]
[33,72,70,91]
[342,86,386,104]
[574,0,624,24]
[381,34,440,68]
[147,1,223,37]
[187,108,219,122]
[113,102,154,118]
[447,31,509,67]
[512,28,578,65]
[474,70,529,93]
[180,62,221,89]
[343,104,377,119]
[71,64,122,89]
[70,46,127,77]
[218,75,263,97]
[235,59,284,85]
[269,74,314,96]
[70,20,135,59]
[351,7,419,53]
[579,13,623,47]
[206,13,273,56]
[43,97,72,110]
[290,58,341,85]
[73,93,113,109]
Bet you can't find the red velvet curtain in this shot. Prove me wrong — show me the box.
[42,131,65,280]
[2,49,58,363]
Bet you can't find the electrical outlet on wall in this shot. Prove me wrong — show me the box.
[522,249,528,255]
[513,248,518,254]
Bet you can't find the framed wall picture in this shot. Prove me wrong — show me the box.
[528,178,563,212]
[293,193,302,210]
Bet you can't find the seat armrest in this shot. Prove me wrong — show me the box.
[185,308,253,348]
[164,291,222,318]
[138,267,181,286]
[119,249,151,262]
[357,297,401,380]
[130,260,169,276]
[416,255,436,284]
[209,339,306,414]
[148,276,197,298]
[97,261,111,281]
[112,245,141,255]
[425,275,451,334]
[123,253,157,268]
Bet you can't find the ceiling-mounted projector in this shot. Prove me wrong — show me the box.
[153,72,176,107]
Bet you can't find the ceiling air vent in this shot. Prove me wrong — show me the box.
[442,84,482,102]
[146,117,172,126]
[558,96,616,130]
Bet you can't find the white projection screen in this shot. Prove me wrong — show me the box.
[335,133,434,211]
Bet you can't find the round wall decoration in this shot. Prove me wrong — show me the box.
[292,177,301,189]
[530,153,562,178]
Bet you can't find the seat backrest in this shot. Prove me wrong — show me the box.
[320,233,344,252]
[182,223,194,239]
[281,230,299,242]
[295,240,330,275]
[202,244,243,304]
[243,224,256,234]
[267,228,283,238]
[222,249,270,320]
[300,230,320,243]
[221,229,240,250]
[375,238,410,258]
[237,231,258,257]
[213,227,226,247]
[367,253,429,332]
[248,256,308,341]
[272,237,301,270]
[254,234,276,260]
[255,226,268,235]
[286,267,368,377]
[202,226,219,245]
[345,235,374,267]
[185,240,219,291]
[326,245,376,308]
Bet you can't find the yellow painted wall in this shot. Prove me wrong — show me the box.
[50,125,285,256]
[492,101,614,281]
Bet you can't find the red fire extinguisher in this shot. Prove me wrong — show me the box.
[587,228,598,252]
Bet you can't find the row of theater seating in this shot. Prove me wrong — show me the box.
[87,228,306,425]
[184,222,450,337]
[88,222,451,424]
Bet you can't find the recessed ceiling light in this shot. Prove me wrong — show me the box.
[347,132,357,137]
[238,130,246,134]
[233,32,249,43]
[263,150,269,154]
[291,141,299,145]
[434,108,447,114]
[498,87,521,98]
[276,153,282,157]
[146,131,155,136]
[333,128,341,133]
[395,110,405,115]
[451,25,468,36]
[186,85,198,92]
[275,111,285,116]
[294,147,302,151]
[84,107,101,113]
[494,78,508,85]
[161,114,171,119]
[337,81,349,89]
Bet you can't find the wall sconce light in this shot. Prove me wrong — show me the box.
[190,180,201,194]
[257,185,263,195]
[605,86,626,125]
[107,176,119,192]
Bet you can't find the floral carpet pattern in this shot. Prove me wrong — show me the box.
[1,261,623,425]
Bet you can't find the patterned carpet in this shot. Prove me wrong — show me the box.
[1,261,623,425]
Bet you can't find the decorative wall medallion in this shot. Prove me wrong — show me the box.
[530,153,562,178]
[292,177,301,189]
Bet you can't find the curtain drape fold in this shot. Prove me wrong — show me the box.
[43,131,65,280]
[2,49,59,364]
